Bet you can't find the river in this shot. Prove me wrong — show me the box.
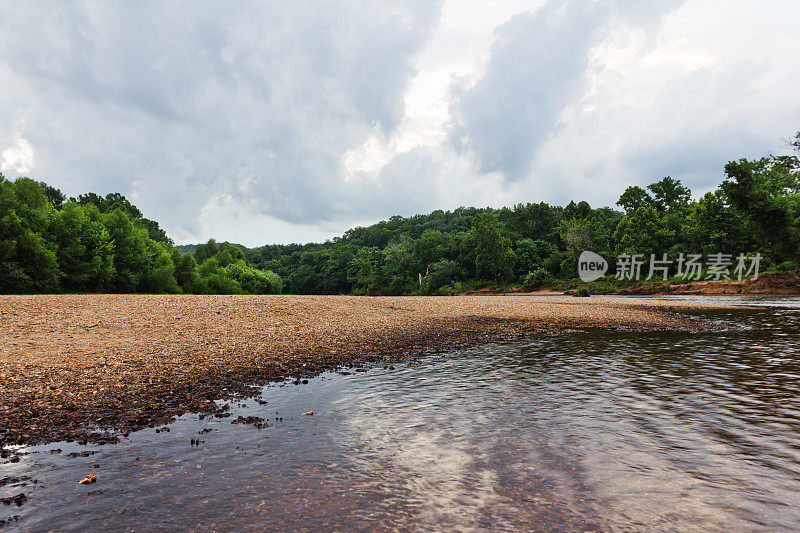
[2,296,800,531]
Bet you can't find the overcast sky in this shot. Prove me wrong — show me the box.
[2,1,799,246]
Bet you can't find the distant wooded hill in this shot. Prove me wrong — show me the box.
[2,130,798,295]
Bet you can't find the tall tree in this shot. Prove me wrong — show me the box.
[102,209,151,291]
[0,177,59,292]
[472,212,515,281]
[37,181,66,210]
[647,177,691,213]
[617,186,652,214]
[346,247,382,294]
[720,157,800,261]
[52,203,114,291]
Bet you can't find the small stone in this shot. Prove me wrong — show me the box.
[0,493,26,506]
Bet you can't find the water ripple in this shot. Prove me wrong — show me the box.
[3,299,800,531]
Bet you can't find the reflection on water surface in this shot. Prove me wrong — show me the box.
[3,296,800,531]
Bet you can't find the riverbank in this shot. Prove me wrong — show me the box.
[454,270,800,296]
[1,294,722,447]
[560,270,800,296]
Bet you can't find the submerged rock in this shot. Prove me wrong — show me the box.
[232,416,268,429]
[0,493,27,506]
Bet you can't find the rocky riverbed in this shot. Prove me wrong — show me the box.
[0,294,721,447]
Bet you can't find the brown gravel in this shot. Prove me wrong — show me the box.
[0,294,721,447]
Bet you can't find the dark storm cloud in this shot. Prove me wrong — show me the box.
[0,1,442,237]
[447,0,683,182]
[447,2,602,180]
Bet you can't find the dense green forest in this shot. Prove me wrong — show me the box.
[1,132,798,295]
[0,179,281,294]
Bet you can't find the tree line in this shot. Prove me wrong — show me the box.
[245,132,799,294]
[0,178,281,294]
[1,131,797,295]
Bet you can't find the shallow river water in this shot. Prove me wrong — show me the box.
[3,296,800,531]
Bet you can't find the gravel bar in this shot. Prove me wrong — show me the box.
[0,294,722,446]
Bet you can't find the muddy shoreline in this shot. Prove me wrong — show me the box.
[0,295,723,448]
[566,270,800,296]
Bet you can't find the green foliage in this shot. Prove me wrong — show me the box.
[617,178,690,215]
[720,158,800,262]
[437,281,464,296]
[383,237,414,273]
[52,203,114,291]
[563,200,592,220]
[421,259,460,294]
[617,186,652,214]
[647,177,691,213]
[0,177,59,292]
[558,210,614,275]
[38,181,66,210]
[684,191,751,255]
[414,230,455,266]
[171,249,202,293]
[0,178,282,295]
[504,202,559,244]
[576,287,591,297]
[614,206,676,258]
[141,240,180,293]
[515,238,558,275]
[224,260,282,294]
[3,130,800,295]
[195,239,246,266]
[473,212,515,281]
[102,209,150,291]
[523,268,548,291]
[75,192,142,218]
[188,240,283,295]
[197,257,243,294]
[347,247,382,294]
[74,191,172,244]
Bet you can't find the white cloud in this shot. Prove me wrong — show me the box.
[447,0,800,207]
[1,136,35,175]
